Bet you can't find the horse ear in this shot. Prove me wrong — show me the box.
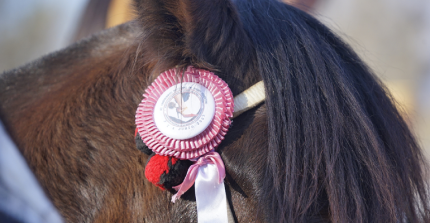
[134,0,253,78]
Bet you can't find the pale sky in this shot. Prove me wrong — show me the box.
[0,0,88,72]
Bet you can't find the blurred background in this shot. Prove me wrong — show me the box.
[0,0,429,160]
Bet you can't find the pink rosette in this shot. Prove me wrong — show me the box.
[135,66,234,160]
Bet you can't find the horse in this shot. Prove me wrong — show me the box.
[1,0,429,222]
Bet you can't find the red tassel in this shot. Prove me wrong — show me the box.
[144,154,170,190]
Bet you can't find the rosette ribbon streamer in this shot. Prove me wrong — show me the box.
[171,151,225,202]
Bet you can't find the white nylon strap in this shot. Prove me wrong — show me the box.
[233,81,265,118]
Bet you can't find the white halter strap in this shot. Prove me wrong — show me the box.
[232,81,265,118]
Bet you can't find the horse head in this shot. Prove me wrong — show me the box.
[1,0,429,222]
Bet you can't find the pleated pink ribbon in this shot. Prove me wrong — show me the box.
[171,151,226,203]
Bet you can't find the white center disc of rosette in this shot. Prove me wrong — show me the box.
[153,83,216,140]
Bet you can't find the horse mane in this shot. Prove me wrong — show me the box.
[235,0,430,222]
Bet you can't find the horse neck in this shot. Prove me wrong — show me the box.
[0,22,144,139]
[0,22,159,221]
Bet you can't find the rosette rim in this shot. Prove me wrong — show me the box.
[135,66,234,160]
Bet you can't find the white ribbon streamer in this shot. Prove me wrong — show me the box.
[195,164,229,223]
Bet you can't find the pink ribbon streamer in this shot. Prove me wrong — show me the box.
[171,151,225,203]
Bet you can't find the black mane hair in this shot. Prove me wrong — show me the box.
[234,0,430,222]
